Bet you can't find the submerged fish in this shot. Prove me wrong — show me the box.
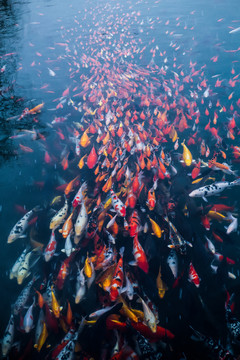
[3,4,240,360]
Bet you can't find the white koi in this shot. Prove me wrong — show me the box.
[225,213,238,234]
[7,206,39,243]
[17,251,32,285]
[23,298,35,333]
[189,179,240,201]
[9,248,27,279]
[72,182,87,208]
[61,232,75,257]
[167,249,178,279]
[140,297,157,333]
[74,202,88,241]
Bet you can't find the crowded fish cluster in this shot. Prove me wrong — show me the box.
[2,1,240,359]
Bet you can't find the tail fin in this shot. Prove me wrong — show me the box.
[230,178,240,186]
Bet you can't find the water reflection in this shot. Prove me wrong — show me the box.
[0,0,31,162]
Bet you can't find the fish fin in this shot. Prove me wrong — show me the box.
[61,249,66,253]
[128,261,137,267]
[202,196,208,202]
[120,287,127,294]
[119,247,125,257]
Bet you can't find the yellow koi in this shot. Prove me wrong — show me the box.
[148,216,162,238]
[51,287,61,318]
[156,266,168,298]
[84,254,92,278]
[34,322,48,352]
[118,296,138,323]
[181,140,192,166]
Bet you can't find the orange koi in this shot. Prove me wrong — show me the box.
[29,103,44,114]
[147,188,156,210]
[80,129,91,147]
[87,146,98,169]
[64,176,80,196]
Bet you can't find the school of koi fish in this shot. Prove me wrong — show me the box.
[2,0,240,359]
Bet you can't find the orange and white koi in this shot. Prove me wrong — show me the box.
[128,210,141,237]
[133,235,149,274]
[146,188,156,210]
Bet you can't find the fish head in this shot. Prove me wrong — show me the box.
[147,318,157,333]
[188,190,197,197]
[7,233,17,243]
[110,284,120,302]
[158,289,166,299]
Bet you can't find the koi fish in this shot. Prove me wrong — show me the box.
[34,322,48,352]
[225,213,238,234]
[156,266,168,298]
[51,287,61,318]
[132,235,149,273]
[128,210,141,237]
[72,182,87,208]
[110,189,126,217]
[13,278,34,315]
[181,140,192,166]
[61,232,75,257]
[59,212,73,238]
[110,248,124,302]
[189,262,200,287]
[9,248,27,279]
[7,206,40,243]
[17,251,33,285]
[2,314,14,356]
[146,188,156,210]
[50,198,68,229]
[189,179,240,201]
[167,249,178,278]
[139,297,157,333]
[23,298,35,333]
[74,201,88,244]
[44,229,57,262]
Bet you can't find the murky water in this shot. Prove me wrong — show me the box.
[0,0,240,358]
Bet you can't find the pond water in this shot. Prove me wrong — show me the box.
[0,0,240,359]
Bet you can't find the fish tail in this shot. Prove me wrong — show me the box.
[230,178,240,186]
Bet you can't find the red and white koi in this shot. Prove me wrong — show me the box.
[23,298,35,333]
[44,228,57,262]
[72,181,87,208]
[189,262,200,287]
[110,248,124,302]
[133,235,149,273]
[110,189,126,217]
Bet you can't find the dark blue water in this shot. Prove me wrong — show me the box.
[0,0,240,358]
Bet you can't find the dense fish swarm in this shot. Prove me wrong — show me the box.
[2,0,240,359]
